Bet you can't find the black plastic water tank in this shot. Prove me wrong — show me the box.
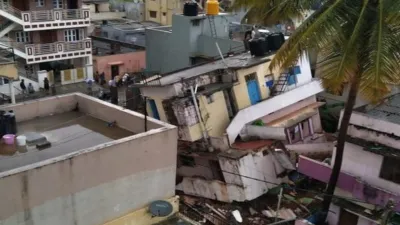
[183,2,198,16]
[267,33,285,51]
[7,110,16,134]
[249,38,266,57]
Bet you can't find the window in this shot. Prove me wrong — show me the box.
[179,155,195,167]
[380,157,400,184]
[149,10,157,18]
[206,94,214,104]
[64,29,83,42]
[191,19,200,26]
[264,74,274,88]
[53,0,63,9]
[36,0,44,7]
[15,31,30,43]
[102,31,108,38]
[162,12,167,16]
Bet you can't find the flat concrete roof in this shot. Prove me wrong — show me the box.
[144,53,272,86]
[356,93,400,125]
[0,93,176,176]
[0,111,133,172]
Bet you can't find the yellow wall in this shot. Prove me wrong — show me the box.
[0,63,18,80]
[145,57,284,141]
[233,56,281,110]
[148,90,229,141]
[145,0,182,25]
[198,91,230,138]
[102,196,179,225]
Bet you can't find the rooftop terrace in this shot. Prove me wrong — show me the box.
[0,111,133,172]
[136,53,273,86]
[0,93,175,177]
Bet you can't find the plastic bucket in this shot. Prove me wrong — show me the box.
[3,134,15,145]
[16,135,26,146]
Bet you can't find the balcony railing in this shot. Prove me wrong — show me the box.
[24,39,91,64]
[22,8,90,23]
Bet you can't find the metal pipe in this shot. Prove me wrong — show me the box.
[275,187,283,222]
[215,42,227,67]
[190,85,209,145]
[143,96,147,132]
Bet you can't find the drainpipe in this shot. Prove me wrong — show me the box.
[190,85,211,150]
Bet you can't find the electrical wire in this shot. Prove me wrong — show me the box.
[178,157,393,206]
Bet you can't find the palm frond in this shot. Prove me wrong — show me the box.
[359,0,400,102]
[231,0,323,25]
[317,0,369,94]
[268,0,352,70]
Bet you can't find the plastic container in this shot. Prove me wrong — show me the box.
[3,134,15,145]
[183,2,198,16]
[206,0,219,15]
[16,135,26,146]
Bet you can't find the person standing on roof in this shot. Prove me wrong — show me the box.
[20,79,26,95]
[251,25,260,39]
[44,77,50,94]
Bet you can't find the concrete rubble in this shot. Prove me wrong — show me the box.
[179,185,322,225]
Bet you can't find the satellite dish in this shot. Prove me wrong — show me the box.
[149,200,173,217]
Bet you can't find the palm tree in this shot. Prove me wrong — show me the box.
[232,0,400,224]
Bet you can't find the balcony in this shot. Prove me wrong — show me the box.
[226,79,324,144]
[21,9,90,31]
[297,155,400,211]
[25,39,92,64]
[0,2,90,31]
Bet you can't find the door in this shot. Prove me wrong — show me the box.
[338,209,358,225]
[246,74,261,105]
[41,31,57,43]
[68,0,77,9]
[111,65,119,79]
[148,99,160,120]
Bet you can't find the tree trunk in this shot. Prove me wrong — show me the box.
[317,74,362,225]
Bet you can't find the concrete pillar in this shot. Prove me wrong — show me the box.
[9,81,15,104]
[85,56,94,80]
[308,118,314,135]
[285,128,292,144]
[298,124,304,141]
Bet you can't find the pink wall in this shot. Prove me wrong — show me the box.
[298,156,400,211]
[93,51,146,81]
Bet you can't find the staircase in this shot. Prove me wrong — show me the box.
[271,73,289,96]
[16,60,38,81]
[0,2,23,25]
[0,37,26,58]
[0,92,10,105]
[0,20,18,38]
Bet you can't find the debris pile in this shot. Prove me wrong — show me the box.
[179,184,322,225]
